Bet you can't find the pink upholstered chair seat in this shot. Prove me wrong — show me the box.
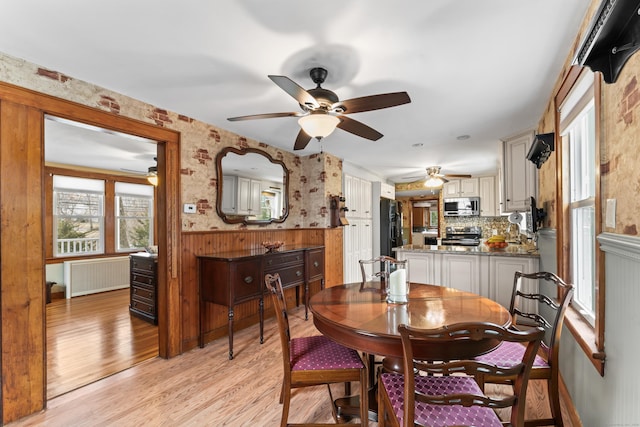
[290,335,365,371]
[476,340,549,368]
[379,372,503,427]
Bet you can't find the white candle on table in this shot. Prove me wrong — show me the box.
[389,269,407,297]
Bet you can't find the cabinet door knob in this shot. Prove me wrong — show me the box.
[313,261,319,268]
[244,276,254,284]
[296,270,302,277]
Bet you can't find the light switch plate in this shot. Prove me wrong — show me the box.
[606,199,616,228]
[183,203,196,214]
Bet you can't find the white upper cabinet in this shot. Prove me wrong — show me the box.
[443,178,479,198]
[502,131,537,212]
[344,174,372,219]
[236,177,262,216]
[478,176,497,217]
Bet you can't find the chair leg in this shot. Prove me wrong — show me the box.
[548,378,564,427]
[344,381,351,395]
[360,370,369,427]
[280,386,291,427]
[377,376,386,427]
[279,381,285,404]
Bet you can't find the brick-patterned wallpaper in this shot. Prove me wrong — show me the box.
[0,52,340,231]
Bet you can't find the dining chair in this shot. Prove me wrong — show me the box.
[359,256,395,283]
[378,322,544,427]
[265,273,369,427]
[475,271,574,427]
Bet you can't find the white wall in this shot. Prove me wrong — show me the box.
[538,230,640,425]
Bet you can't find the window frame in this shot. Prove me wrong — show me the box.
[114,184,155,252]
[555,66,606,375]
[53,183,105,257]
[45,166,155,262]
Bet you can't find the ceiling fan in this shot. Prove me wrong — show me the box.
[405,166,472,187]
[227,67,411,150]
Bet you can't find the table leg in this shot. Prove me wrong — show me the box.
[259,297,264,344]
[227,307,234,360]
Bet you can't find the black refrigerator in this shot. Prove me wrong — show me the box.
[380,199,402,257]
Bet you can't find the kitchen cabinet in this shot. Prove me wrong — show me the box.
[440,253,481,294]
[344,174,372,219]
[478,176,497,217]
[395,249,539,307]
[443,178,479,197]
[236,177,262,216]
[373,181,395,200]
[343,218,373,283]
[489,256,538,311]
[221,175,237,213]
[402,251,435,285]
[502,131,537,212]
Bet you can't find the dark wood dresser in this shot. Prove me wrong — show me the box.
[129,253,158,325]
[197,245,325,359]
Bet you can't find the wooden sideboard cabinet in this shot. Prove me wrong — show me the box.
[197,245,325,359]
[129,253,158,325]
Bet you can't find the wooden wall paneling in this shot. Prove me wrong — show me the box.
[0,101,46,423]
[323,228,344,287]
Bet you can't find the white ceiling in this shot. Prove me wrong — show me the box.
[0,0,592,182]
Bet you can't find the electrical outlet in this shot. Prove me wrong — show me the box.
[183,203,196,214]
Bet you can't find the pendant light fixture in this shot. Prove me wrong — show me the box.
[147,157,158,186]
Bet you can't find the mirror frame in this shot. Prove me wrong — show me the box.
[215,146,289,225]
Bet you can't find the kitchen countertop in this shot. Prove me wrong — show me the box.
[394,243,539,258]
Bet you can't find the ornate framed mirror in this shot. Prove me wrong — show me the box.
[216,147,289,225]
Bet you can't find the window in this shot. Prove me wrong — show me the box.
[556,66,605,374]
[115,182,154,251]
[53,176,105,257]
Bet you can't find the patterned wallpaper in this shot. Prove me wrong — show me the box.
[0,52,340,231]
[535,40,640,235]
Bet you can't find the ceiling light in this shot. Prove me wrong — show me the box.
[147,165,158,186]
[298,112,340,139]
[424,176,444,188]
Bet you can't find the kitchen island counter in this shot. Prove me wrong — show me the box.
[394,243,539,258]
[393,244,539,308]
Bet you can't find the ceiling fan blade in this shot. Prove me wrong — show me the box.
[268,75,320,109]
[444,174,472,178]
[337,116,383,141]
[293,129,313,150]
[227,112,303,121]
[333,92,411,114]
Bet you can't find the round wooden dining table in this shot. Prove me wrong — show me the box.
[309,281,512,362]
[309,282,512,422]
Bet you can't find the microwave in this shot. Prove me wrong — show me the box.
[443,197,480,217]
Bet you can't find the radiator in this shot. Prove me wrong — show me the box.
[63,256,130,298]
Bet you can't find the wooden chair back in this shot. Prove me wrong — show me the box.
[398,322,544,426]
[509,271,574,362]
[265,273,292,375]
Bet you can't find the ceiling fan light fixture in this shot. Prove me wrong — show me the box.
[147,165,158,186]
[298,112,340,139]
[424,176,444,188]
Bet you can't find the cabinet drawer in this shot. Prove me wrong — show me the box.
[131,285,154,301]
[231,260,263,302]
[277,264,305,289]
[131,272,155,287]
[130,298,155,315]
[131,257,157,274]
[264,251,304,270]
[306,248,324,281]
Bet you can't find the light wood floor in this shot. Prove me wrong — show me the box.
[46,289,159,399]
[10,291,577,426]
